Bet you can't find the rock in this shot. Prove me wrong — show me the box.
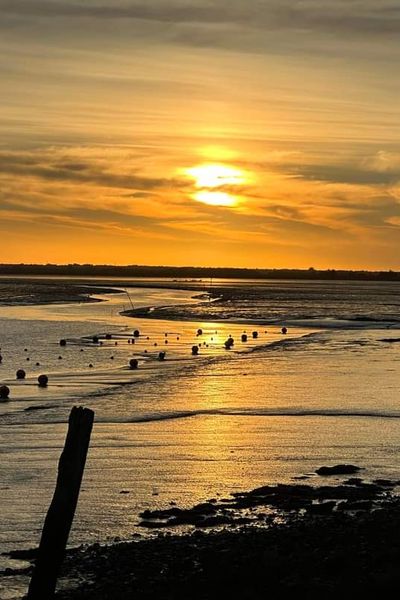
[372,479,397,487]
[316,465,362,476]
[307,501,336,515]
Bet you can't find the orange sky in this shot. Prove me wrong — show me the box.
[1,1,400,269]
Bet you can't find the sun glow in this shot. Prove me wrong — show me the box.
[186,164,246,188]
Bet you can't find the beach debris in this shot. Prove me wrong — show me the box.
[192,345,199,355]
[16,369,26,380]
[105,334,112,340]
[0,385,10,400]
[197,329,203,336]
[241,334,248,342]
[282,327,288,334]
[88,364,94,368]
[252,331,258,339]
[129,359,139,369]
[58,356,63,360]
[110,356,114,360]
[158,352,166,361]
[133,330,140,338]
[92,335,99,344]
[59,339,67,347]
[38,374,48,387]
[316,464,362,476]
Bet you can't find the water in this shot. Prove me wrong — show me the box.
[0,279,400,598]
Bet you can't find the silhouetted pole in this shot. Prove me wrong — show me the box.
[27,406,94,600]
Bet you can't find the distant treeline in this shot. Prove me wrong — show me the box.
[0,264,399,281]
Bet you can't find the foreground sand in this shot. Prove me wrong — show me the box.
[50,501,400,599]
[6,475,400,599]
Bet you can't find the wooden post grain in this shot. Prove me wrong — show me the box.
[27,406,94,600]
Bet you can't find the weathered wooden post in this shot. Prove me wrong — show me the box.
[27,406,94,600]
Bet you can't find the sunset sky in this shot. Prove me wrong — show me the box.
[1,1,400,269]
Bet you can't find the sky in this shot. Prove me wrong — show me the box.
[1,0,400,269]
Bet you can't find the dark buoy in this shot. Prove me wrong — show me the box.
[197,329,203,336]
[59,339,67,347]
[133,330,140,338]
[241,334,248,342]
[26,357,30,361]
[129,358,139,369]
[252,331,258,339]
[165,340,168,344]
[158,352,166,361]
[92,335,99,344]
[16,369,26,380]
[0,385,10,400]
[110,356,114,360]
[58,356,62,360]
[36,362,40,366]
[192,345,199,355]
[38,374,48,387]
[88,363,94,368]
[154,343,158,347]
[282,327,288,334]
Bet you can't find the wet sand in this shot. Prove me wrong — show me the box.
[0,281,121,307]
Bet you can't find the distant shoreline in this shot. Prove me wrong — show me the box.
[0,264,400,282]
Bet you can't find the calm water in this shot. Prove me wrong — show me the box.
[0,279,400,598]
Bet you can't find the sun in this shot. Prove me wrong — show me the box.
[184,163,247,207]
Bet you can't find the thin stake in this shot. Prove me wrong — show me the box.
[27,406,94,600]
